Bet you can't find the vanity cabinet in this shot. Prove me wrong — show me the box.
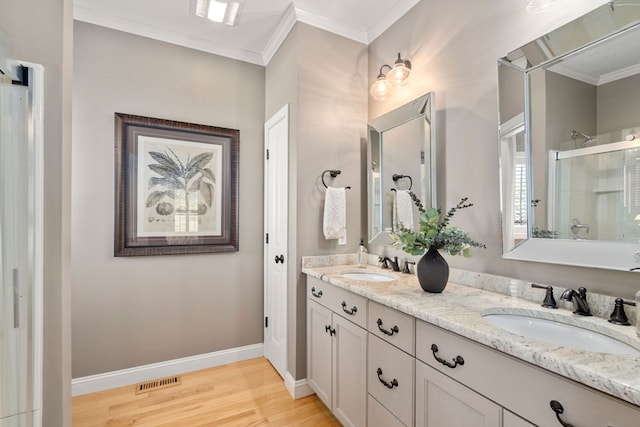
[416,319,640,427]
[415,360,501,426]
[305,271,640,427]
[307,278,367,427]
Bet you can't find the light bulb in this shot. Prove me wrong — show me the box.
[370,76,392,101]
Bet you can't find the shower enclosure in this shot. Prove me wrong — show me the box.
[1,28,43,427]
[549,138,640,241]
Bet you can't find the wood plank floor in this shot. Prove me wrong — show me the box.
[72,357,341,426]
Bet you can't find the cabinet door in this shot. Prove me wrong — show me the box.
[415,361,501,427]
[503,410,535,427]
[307,300,333,409]
[368,395,406,427]
[333,314,368,427]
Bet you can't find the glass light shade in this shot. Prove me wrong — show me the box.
[386,63,411,87]
[370,76,392,101]
[386,53,411,87]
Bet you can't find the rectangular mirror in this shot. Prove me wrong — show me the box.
[368,92,436,245]
[498,0,640,271]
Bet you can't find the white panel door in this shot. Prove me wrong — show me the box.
[263,105,289,379]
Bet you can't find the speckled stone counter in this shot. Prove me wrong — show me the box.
[302,255,640,407]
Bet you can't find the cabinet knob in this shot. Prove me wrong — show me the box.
[550,400,574,427]
[376,367,398,389]
[341,301,357,315]
[376,318,399,336]
[431,344,464,369]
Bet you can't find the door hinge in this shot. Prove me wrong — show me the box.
[265,233,269,244]
[266,149,269,160]
[265,317,268,328]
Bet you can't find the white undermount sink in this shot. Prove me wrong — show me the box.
[482,312,640,356]
[340,270,396,282]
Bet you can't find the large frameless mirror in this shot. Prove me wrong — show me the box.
[498,0,640,270]
[368,92,436,245]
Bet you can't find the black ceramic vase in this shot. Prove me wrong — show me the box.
[416,248,449,293]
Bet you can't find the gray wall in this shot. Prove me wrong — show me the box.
[598,73,640,134]
[0,0,73,425]
[72,22,266,377]
[266,22,368,379]
[368,0,640,299]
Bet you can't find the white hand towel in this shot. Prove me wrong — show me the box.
[323,187,347,240]
[394,190,414,230]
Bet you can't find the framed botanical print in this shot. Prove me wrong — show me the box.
[114,113,239,256]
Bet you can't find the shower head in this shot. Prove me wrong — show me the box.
[570,130,596,145]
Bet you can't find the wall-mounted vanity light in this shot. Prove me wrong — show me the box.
[522,0,559,13]
[369,53,412,101]
[191,0,244,26]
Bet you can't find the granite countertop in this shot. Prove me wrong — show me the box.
[302,258,640,407]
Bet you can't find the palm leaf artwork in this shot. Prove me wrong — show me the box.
[145,148,216,220]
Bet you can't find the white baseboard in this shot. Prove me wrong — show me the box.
[284,372,314,399]
[72,343,264,397]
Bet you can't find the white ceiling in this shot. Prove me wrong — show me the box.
[73,0,420,66]
[549,23,640,85]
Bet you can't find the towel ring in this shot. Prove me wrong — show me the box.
[322,169,351,189]
[392,174,413,190]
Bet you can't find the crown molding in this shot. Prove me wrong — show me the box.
[294,7,368,45]
[74,4,265,66]
[599,63,640,85]
[551,62,640,86]
[74,1,420,67]
[262,3,298,65]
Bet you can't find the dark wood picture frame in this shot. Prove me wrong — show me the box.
[115,113,239,256]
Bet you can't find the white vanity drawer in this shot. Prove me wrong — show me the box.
[416,320,640,427]
[307,276,367,328]
[331,285,367,328]
[307,276,336,307]
[368,334,414,426]
[368,300,415,355]
[368,394,406,427]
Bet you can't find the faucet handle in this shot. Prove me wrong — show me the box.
[378,256,389,269]
[403,260,415,274]
[608,298,636,326]
[531,283,557,309]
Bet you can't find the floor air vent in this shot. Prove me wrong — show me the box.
[135,376,181,394]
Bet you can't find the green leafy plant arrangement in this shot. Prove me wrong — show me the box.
[391,192,486,257]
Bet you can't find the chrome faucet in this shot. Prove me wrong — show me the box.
[560,287,592,316]
[379,256,400,272]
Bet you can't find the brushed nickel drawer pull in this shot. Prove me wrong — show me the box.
[311,287,323,298]
[550,400,574,427]
[341,301,357,315]
[376,318,399,336]
[376,368,398,389]
[431,344,464,368]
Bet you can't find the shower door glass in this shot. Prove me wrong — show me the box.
[553,144,640,242]
[0,74,32,426]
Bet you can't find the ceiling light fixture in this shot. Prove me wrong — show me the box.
[370,53,412,101]
[522,0,560,13]
[192,0,244,26]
